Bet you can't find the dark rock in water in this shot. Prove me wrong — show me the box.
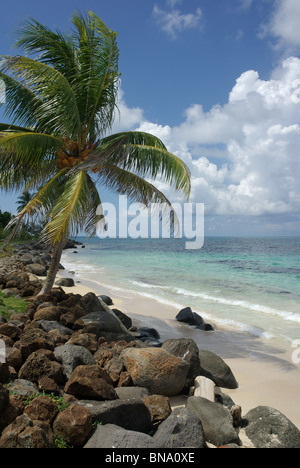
[176,307,214,331]
[197,323,214,331]
[244,406,300,448]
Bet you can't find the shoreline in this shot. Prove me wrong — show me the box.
[57,263,300,429]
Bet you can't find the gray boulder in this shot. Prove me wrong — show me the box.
[26,264,47,276]
[77,399,153,433]
[55,278,75,287]
[74,310,134,337]
[53,344,95,380]
[153,407,206,448]
[186,396,240,447]
[198,350,238,389]
[84,423,161,449]
[244,406,300,448]
[162,338,201,388]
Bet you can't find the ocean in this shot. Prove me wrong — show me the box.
[61,236,300,346]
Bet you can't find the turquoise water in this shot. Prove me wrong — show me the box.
[61,237,300,344]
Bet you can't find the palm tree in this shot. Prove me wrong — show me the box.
[16,190,34,212]
[0,11,191,295]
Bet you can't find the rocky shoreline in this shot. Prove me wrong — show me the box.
[0,241,300,449]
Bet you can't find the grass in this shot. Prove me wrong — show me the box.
[0,290,28,321]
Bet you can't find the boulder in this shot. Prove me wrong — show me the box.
[0,395,24,434]
[33,306,62,322]
[66,331,99,354]
[24,396,59,425]
[74,310,133,338]
[153,407,206,448]
[6,379,38,399]
[143,395,172,426]
[55,278,75,288]
[0,383,9,413]
[198,350,238,389]
[64,365,117,400]
[244,406,300,448]
[53,404,93,448]
[18,351,64,385]
[0,414,55,448]
[83,423,161,449]
[121,347,189,396]
[161,338,201,388]
[115,386,150,400]
[186,396,240,447]
[53,344,95,380]
[77,399,153,433]
[26,264,47,276]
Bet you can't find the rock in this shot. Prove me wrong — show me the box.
[0,383,9,412]
[55,278,75,287]
[6,379,38,398]
[33,306,62,322]
[16,328,55,359]
[161,338,201,388]
[112,309,132,329]
[244,406,300,448]
[77,399,153,433]
[24,395,59,425]
[0,323,22,342]
[194,376,215,401]
[143,395,172,426]
[186,396,240,447]
[0,363,10,384]
[53,404,93,448]
[99,295,113,306]
[153,407,207,448]
[175,307,214,331]
[74,310,133,338]
[66,331,99,354]
[64,365,117,400]
[26,264,47,276]
[53,344,95,380]
[115,386,150,400]
[38,377,60,396]
[0,414,55,448]
[0,395,24,433]
[18,351,64,385]
[83,423,161,449]
[198,350,239,389]
[121,347,189,396]
[37,320,73,336]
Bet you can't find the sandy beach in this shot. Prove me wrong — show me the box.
[57,270,300,430]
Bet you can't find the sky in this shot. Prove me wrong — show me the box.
[0,0,300,237]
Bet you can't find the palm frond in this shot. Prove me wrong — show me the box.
[0,70,43,128]
[1,56,81,137]
[43,171,101,245]
[98,163,181,233]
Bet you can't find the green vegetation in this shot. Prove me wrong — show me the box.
[0,290,27,320]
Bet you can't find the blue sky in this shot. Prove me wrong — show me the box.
[1,0,300,236]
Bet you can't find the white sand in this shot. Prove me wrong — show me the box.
[57,272,300,429]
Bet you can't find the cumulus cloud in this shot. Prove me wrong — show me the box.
[152,2,203,39]
[262,0,300,51]
[115,57,300,224]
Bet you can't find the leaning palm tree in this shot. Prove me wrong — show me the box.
[0,11,191,295]
[16,190,34,212]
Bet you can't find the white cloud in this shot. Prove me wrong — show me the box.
[153,3,203,39]
[263,0,300,51]
[113,57,300,222]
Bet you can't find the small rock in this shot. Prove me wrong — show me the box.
[53,404,93,448]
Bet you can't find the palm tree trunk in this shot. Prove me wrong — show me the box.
[38,240,66,296]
